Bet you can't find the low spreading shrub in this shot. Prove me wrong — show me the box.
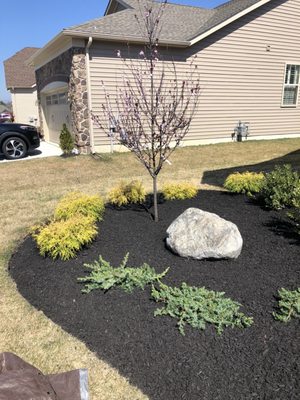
[151,282,253,335]
[33,215,97,261]
[59,123,74,155]
[260,164,300,209]
[107,180,146,206]
[54,192,105,222]
[273,288,300,322]
[162,182,198,200]
[78,254,169,293]
[223,171,265,196]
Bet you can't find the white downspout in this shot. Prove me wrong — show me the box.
[85,36,95,153]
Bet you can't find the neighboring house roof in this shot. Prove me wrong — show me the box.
[4,47,40,89]
[65,0,270,44]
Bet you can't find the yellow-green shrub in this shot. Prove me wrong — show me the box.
[108,180,146,206]
[33,216,98,261]
[224,171,265,196]
[162,182,198,200]
[54,192,105,222]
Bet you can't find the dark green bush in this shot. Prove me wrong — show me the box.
[151,282,253,335]
[260,164,300,209]
[224,171,265,196]
[273,288,300,322]
[59,123,74,154]
[78,254,169,293]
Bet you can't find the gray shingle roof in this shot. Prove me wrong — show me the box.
[4,47,39,88]
[65,0,266,44]
[191,0,265,39]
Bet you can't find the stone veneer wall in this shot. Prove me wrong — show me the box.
[35,47,90,153]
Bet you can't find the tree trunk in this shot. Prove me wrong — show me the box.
[153,175,158,222]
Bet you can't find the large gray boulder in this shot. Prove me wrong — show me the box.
[166,208,243,260]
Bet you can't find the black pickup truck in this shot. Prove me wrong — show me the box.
[0,123,40,160]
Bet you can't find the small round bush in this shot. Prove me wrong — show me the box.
[162,182,198,200]
[260,164,300,209]
[59,123,74,155]
[224,171,265,196]
[54,192,105,222]
[33,215,98,260]
[108,180,146,206]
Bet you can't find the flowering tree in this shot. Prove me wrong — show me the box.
[93,0,200,221]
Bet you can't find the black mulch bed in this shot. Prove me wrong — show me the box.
[9,191,300,400]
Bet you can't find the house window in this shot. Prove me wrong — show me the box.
[58,93,67,104]
[282,64,300,106]
[52,94,58,105]
[45,92,68,106]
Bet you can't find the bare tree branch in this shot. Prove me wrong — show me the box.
[92,0,200,221]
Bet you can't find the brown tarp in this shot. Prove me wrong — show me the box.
[0,352,89,400]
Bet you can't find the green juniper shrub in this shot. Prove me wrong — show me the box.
[78,253,169,293]
[273,287,300,322]
[260,164,300,209]
[223,171,265,197]
[151,282,253,335]
[59,123,74,155]
[107,180,146,207]
[54,192,105,222]
[162,182,198,200]
[33,215,98,261]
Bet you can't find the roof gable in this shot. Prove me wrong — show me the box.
[4,47,39,89]
[105,0,129,15]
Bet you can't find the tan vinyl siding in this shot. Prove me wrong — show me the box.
[11,88,39,125]
[89,0,300,147]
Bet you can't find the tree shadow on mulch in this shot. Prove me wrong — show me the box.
[264,216,300,245]
[106,193,166,220]
[9,190,300,400]
[201,149,300,188]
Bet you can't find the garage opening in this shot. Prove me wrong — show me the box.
[41,82,71,144]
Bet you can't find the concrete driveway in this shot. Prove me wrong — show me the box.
[0,141,62,162]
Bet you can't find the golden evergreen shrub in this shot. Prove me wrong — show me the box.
[33,215,98,261]
[108,180,146,206]
[223,171,265,196]
[54,192,105,222]
[162,182,198,200]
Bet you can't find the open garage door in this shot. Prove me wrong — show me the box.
[41,83,71,144]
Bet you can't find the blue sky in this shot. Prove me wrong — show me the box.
[0,0,223,102]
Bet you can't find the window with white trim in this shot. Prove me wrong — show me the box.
[282,64,300,106]
[45,92,68,106]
